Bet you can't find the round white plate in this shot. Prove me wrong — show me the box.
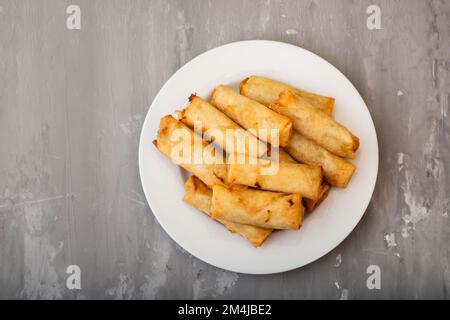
[139,40,378,274]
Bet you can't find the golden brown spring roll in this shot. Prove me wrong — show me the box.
[303,183,330,212]
[240,76,334,116]
[227,159,323,200]
[153,115,228,187]
[179,95,267,157]
[211,85,293,147]
[183,176,272,247]
[271,91,360,159]
[285,131,356,187]
[211,184,303,230]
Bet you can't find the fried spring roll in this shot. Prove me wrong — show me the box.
[211,85,293,147]
[183,176,272,247]
[285,131,356,187]
[240,76,334,116]
[153,115,228,187]
[211,184,303,230]
[303,183,330,212]
[227,159,323,200]
[271,91,360,159]
[179,95,267,157]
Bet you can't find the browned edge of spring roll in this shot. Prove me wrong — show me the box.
[303,183,330,212]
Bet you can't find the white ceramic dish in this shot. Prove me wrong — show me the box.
[139,40,378,274]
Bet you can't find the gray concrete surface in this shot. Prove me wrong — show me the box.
[0,0,449,299]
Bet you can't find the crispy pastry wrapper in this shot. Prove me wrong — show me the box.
[183,176,272,247]
[227,158,323,201]
[179,95,268,157]
[303,183,330,212]
[153,115,228,187]
[285,131,356,187]
[211,184,303,230]
[211,85,293,147]
[265,146,298,163]
[271,90,359,159]
[240,76,334,116]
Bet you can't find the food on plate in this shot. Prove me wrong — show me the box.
[211,85,293,147]
[183,176,272,247]
[271,90,359,159]
[179,94,267,157]
[227,158,323,200]
[211,184,303,230]
[285,131,356,187]
[152,77,360,247]
[240,76,334,116]
[153,115,228,187]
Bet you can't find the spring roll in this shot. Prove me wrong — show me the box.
[227,159,323,200]
[285,131,356,187]
[271,91,360,159]
[211,184,303,230]
[303,183,330,212]
[183,176,272,247]
[153,115,228,187]
[179,94,267,157]
[211,85,293,147]
[240,76,334,116]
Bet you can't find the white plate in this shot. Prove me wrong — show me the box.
[139,40,378,274]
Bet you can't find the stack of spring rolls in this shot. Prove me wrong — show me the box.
[153,76,360,247]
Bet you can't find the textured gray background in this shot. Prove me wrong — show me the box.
[0,0,449,299]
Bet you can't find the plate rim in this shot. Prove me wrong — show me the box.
[138,40,379,275]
